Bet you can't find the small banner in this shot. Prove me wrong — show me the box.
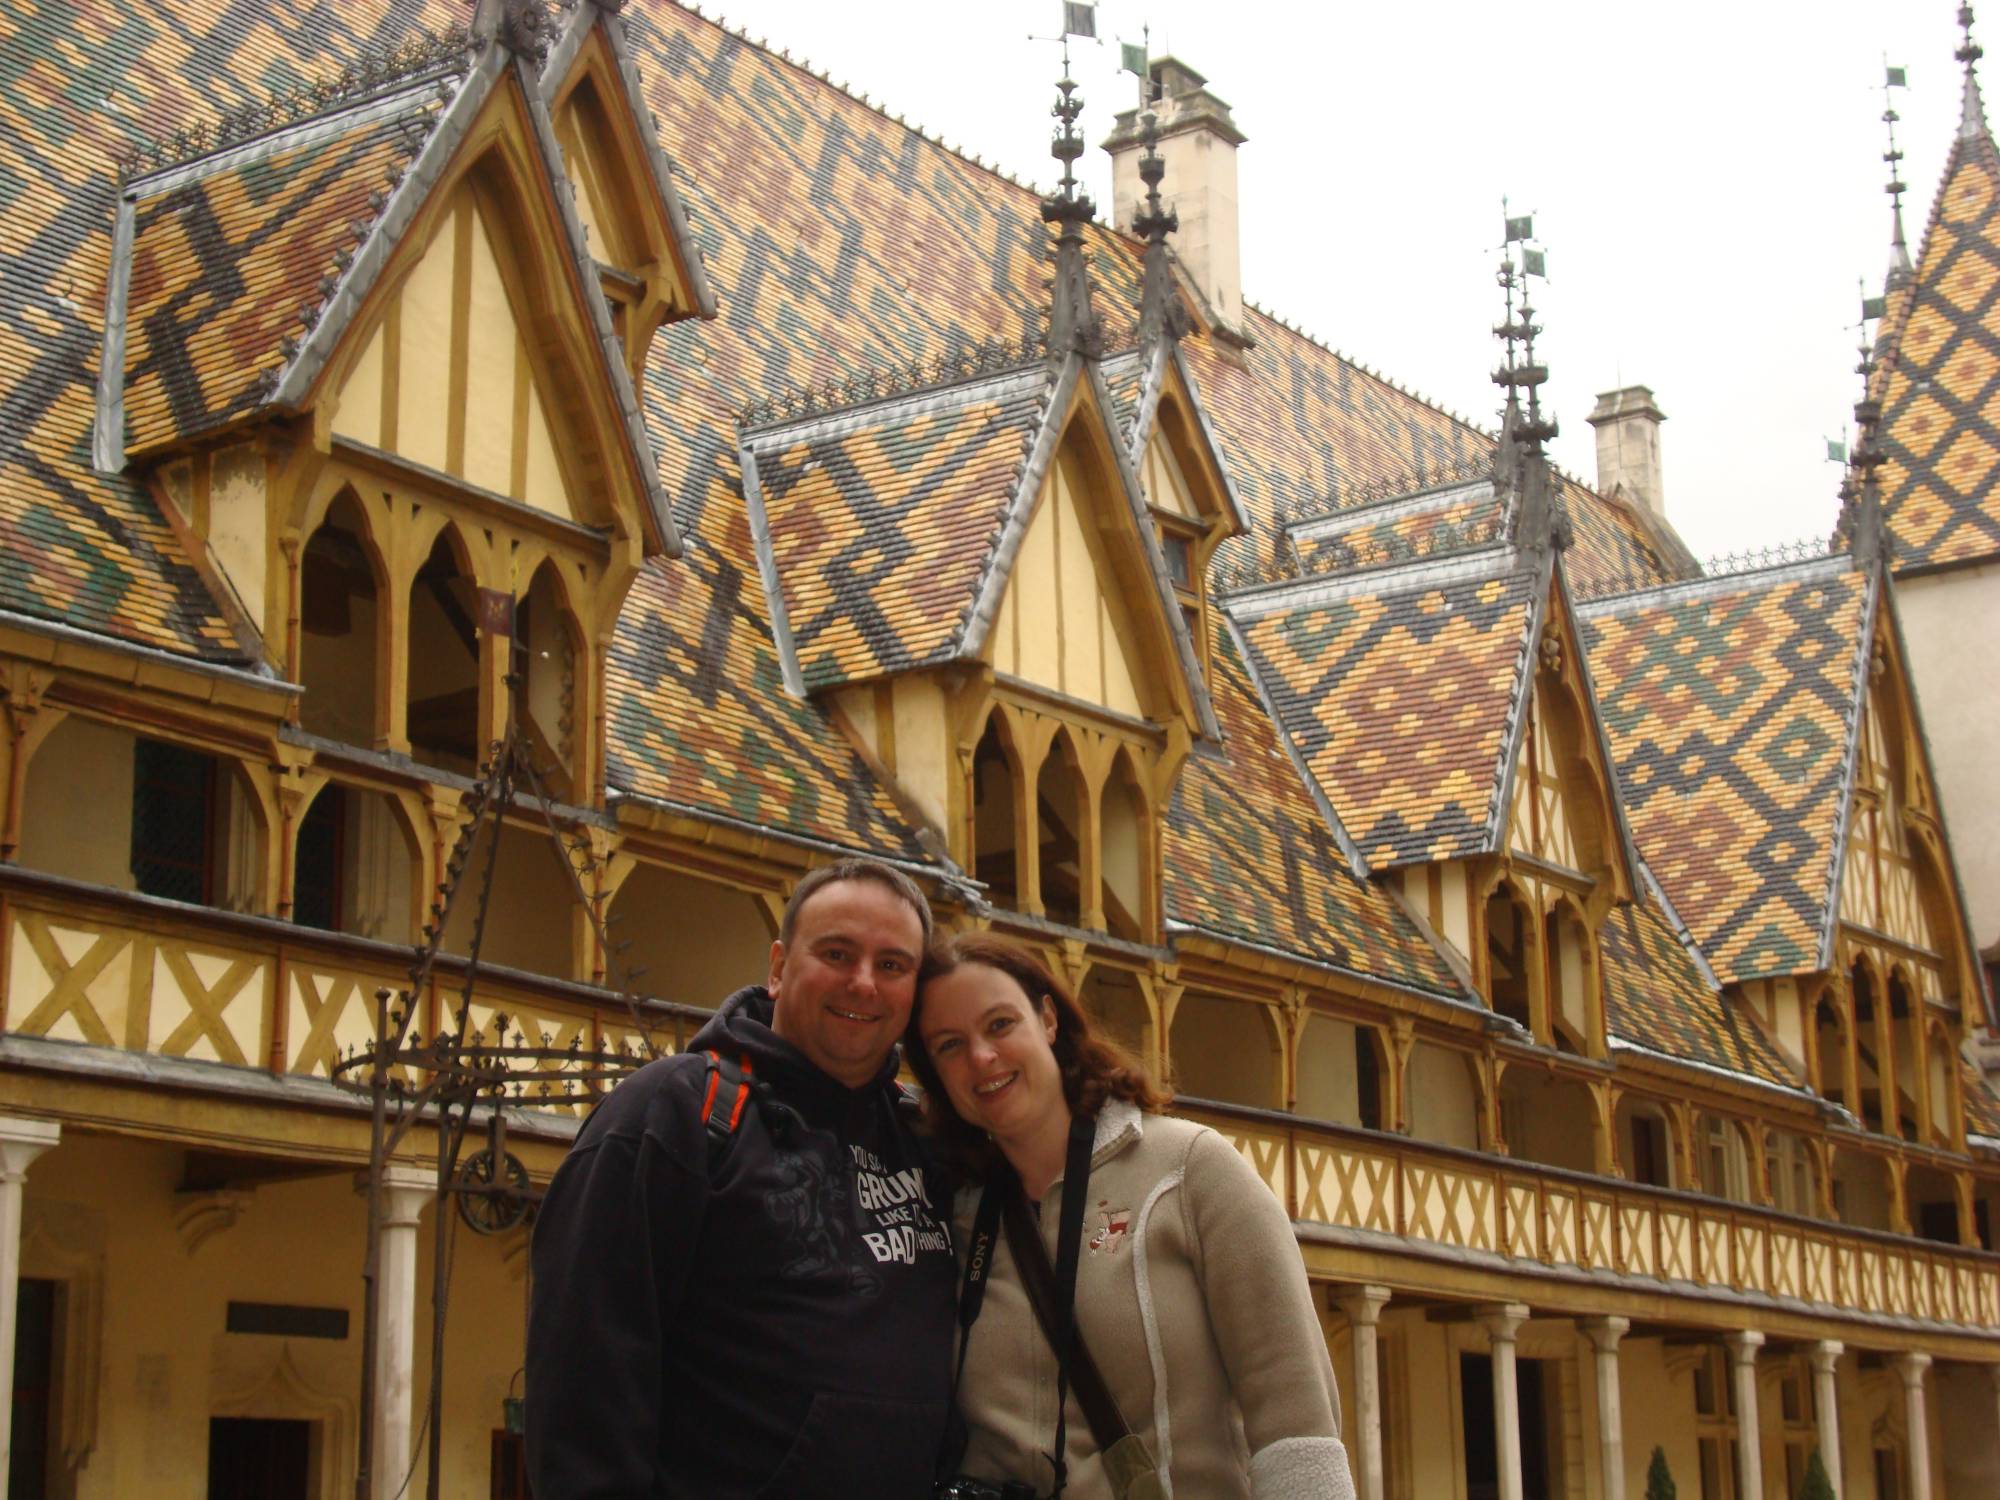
[1505,214,1534,243]
[1826,438,1848,462]
[1522,247,1547,278]
[1887,65,1907,88]
[1862,294,1888,321]
[1121,40,1147,75]
[477,587,516,638]
[1063,2,1097,38]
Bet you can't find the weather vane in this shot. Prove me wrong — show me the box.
[1494,201,1556,450]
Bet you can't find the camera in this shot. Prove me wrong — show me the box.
[934,1480,1038,1500]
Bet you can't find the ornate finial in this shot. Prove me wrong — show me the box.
[1492,206,1566,553]
[1040,32,1104,358]
[1960,4,1989,140]
[1882,64,1914,292]
[1134,109,1189,346]
[1836,283,1890,567]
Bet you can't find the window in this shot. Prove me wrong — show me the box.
[1629,1110,1670,1188]
[1355,1027,1382,1131]
[1693,1348,1739,1500]
[1161,531,1193,589]
[1777,1361,1815,1498]
[131,739,214,903]
[207,1417,311,1500]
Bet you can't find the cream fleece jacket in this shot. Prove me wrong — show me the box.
[952,1101,1356,1500]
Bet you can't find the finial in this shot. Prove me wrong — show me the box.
[1836,282,1890,567]
[1134,109,1188,346]
[1038,20,1104,358]
[1492,205,1567,553]
[1961,4,1989,141]
[1882,63,1913,292]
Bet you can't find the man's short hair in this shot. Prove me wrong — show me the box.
[780,858,934,949]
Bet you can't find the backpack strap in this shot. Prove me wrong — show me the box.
[697,1050,754,1172]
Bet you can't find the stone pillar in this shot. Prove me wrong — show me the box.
[1480,1303,1531,1500]
[1337,1285,1392,1500]
[1807,1341,1844,1500]
[1895,1352,1933,1500]
[374,1165,433,1500]
[1724,1331,1765,1500]
[1580,1317,1630,1500]
[0,1117,59,1500]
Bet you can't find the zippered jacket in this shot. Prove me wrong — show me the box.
[527,986,958,1500]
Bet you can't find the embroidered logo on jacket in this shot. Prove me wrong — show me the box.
[1087,1201,1133,1254]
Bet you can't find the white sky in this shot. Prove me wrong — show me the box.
[688,1,1976,561]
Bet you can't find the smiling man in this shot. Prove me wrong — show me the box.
[527,858,958,1500]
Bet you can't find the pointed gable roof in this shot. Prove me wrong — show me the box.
[1580,558,1873,983]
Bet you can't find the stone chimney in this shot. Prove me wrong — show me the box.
[1103,58,1247,344]
[1585,386,1667,517]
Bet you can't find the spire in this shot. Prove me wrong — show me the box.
[1043,40,1104,360]
[1836,287,1890,569]
[1882,67,1914,292]
[1492,209,1569,555]
[1961,4,1989,142]
[1133,110,1188,346]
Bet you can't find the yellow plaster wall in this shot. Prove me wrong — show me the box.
[440,821,574,980]
[19,717,138,893]
[299,588,380,746]
[833,677,954,837]
[607,863,773,1015]
[1168,992,1278,1107]
[208,442,268,629]
[990,452,1143,718]
[1295,1012,1362,1127]
[1406,1040,1480,1150]
[1139,431,1197,520]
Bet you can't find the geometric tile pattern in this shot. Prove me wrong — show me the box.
[745,370,1046,690]
[122,99,432,450]
[1290,483,1506,572]
[1876,127,2000,570]
[1233,566,1538,867]
[1600,890,1795,1089]
[1164,617,1463,997]
[1961,1056,2000,1140]
[1581,565,1872,983]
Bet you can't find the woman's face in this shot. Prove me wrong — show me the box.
[917,962,1064,1143]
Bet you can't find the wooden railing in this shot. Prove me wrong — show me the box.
[0,868,710,1115]
[1180,1098,2000,1334]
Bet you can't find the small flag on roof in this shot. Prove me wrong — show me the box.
[1522,248,1547,278]
[1064,2,1097,37]
[1505,214,1534,243]
[1122,40,1147,75]
[1862,294,1888,321]
[1827,438,1848,462]
[1887,65,1907,87]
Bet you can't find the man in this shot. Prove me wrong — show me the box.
[527,859,957,1499]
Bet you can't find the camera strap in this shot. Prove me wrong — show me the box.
[952,1180,1006,1403]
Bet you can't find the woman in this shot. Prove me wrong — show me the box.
[908,932,1355,1500]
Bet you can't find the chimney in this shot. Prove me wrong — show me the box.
[1585,385,1667,518]
[1103,58,1247,344]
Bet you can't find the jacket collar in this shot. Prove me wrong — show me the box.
[1089,1097,1145,1165]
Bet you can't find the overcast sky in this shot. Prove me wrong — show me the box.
[685,1,1976,560]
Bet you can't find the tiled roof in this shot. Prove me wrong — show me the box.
[1164,616,1463,998]
[1099,348,1147,448]
[1231,562,1540,867]
[121,95,435,451]
[1602,887,1797,1091]
[1289,481,1507,571]
[1961,1057,2000,1140]
[744,368,1047,691]
[1875,125,2000,571]
[1581,563,1873,984]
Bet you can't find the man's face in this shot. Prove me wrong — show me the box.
[766,878,924,1088]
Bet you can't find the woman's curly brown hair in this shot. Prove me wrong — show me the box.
[904,932,1169,1179]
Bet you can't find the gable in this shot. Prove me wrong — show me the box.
[1839,677,1944,959]
[1138,427,1199,521]
[333,180,575,523]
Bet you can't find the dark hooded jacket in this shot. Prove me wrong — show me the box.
[527,987,957,1500]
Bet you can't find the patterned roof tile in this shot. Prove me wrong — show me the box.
[1233,565,1539,867]
[1581,564,1872,984]
[1290,482,1507,571]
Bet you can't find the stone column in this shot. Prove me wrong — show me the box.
[1895,1352,1932,1500]
[1723,1331,1765,1500]
[0,1117,59,1500]
[1580,1317,1630,1500]
[1479,1303,1531,1500]
[374,1165,434,1500]
[1807,1341,1844,1500]
[1336,1286,1392,1500]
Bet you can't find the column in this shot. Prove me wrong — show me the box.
[1806,1341,1844,1500]
[0,1117,59,1500]
[1723,1331,1765,1500]
[1336,1285,1392,1500]
[1580,1317,1630,1500]
[374,1164,433,1500]
[1479,1303,1531,1500]
[1894,1352,1932,1500]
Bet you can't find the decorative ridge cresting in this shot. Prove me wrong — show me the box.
[116,26,474,182]
[1216,511,1511,594]
[1286,456,1496,522]
[1567,537,1840,603]
[734,330,1058,431]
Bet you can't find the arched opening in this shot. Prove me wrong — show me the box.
[1695,1111,1753,1203]
[1906,1162,1963,1245]
[1926,1028,1956,1150]
[1168,992,1280,1108]
[1100,750,1147,941]
[606,863,776,1013]
[515,560,583,800]
[290,783,419,942]
[407,529,482,775]
[1542,899,1592,1054]
[1484,883,1534,1033]
[18,720,265,912]
[1829,1145,1896,1231]
[1850,958,1888,1134]
[1035,733,1086,927]
[439,818,574,979]
[1079,967,1153,1075]
[1890,967,1920,1142]
[1762,1127,1820,1218]
[1296,1013,1384,1130]
[1813,994,1852,1113]
[970,715,1020,911]
[298,492,382,746]
[1498,1066,1597,1174]
[1614,1094,1675,1188]
[1405,1040,1481,1151]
